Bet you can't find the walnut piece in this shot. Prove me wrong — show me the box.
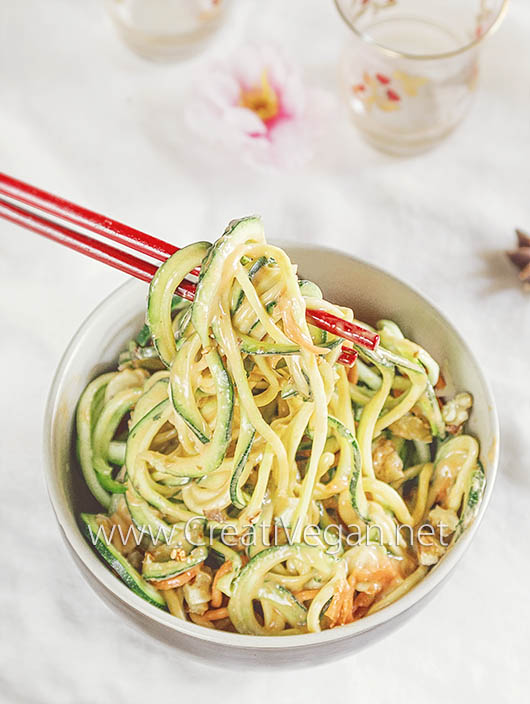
[389,413,432,443]
[417,534,446,566]
[372,436,404,483]
[183,568,212,615]
[442,392,472,434]
[428,506,459,541]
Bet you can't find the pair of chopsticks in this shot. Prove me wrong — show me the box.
[0,172,380,366]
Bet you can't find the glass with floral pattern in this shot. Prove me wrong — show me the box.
[334,0,509,155]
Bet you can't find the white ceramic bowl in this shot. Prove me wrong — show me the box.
[43,244,499,668]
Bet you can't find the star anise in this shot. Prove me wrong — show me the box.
[506,229,530,291]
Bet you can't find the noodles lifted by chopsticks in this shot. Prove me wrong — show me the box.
[77,217,484,635]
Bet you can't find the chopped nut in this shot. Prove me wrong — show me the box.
[203,509,226,523]
[428,506,459,541]
[142,552,153,572]
[417,534,446,566]
[390,413,432,443]
[372,436,404,483]
[183,568,212,615]
[446,424,462,435]
[442,392,472,433]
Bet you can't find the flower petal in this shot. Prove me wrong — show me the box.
[279,73,306,116]
[260,46,289,89]
[201,71,241,108]
[230,45,264,89]
[223,106,267,136]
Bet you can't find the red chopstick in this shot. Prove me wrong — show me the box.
[0,172,201,278]
[0,172,380,361]
[305,310,377,353]
[0,197,199,300]
[0,173,173,262]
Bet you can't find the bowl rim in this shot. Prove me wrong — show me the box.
[43,243,499,650]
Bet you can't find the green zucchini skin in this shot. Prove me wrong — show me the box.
[298,279,323,300]
[125,400,195,530]
[327,416,368,521]
[128,351,233,480]
[126,399,172,476]
[418,380,446,439]
[230,255,268,314]
[238,331,340,357]
[107,441,126,466]
[257,582,307,628]
[76,373,116,509]
[356,358,382,390]
[453,463,486,543]
[229,409,255,509]
[135,323,152,348]
[142,546,208,581]
[136,294,187,348]
[80,513,167,610]
[169,334,211,444]
[228,543,337,635]
[145,225,238,476]
[125,486,174,544]
[376,319,440,386]
[192,216,265,346]
[147,241,211,367]
[93,387,142,494]
[119,341,165,371]
[207,541,244,599]
[238,333,301,356]
[196,348,234,475]
[247,301,276,335]
[129,377,169,428]
[209,539,244,570]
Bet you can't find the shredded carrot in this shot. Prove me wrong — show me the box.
[150,565,200,591]
[337,574,357,625]
[325,573,362,627]
[278,299,327,355]
[294,589,320,603]
[435,372,446,392]
[325,594,341,627]
[203,607,229,621]
[348,361,359,385]
[211,560,233,608]
[351,591,375,619]
[325,579,349,627]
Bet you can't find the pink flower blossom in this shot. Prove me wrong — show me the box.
[185,44,331,169]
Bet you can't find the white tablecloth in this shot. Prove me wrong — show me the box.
[1,0,529,701]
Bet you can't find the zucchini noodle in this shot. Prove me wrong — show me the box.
[76,217,485,635]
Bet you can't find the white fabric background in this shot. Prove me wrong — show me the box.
[1,0,529,702]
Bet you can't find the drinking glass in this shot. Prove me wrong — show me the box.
[105,0,231,61]
[334,0,509,155]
